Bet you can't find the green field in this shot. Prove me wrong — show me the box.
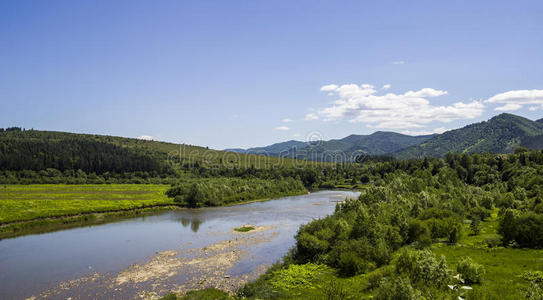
[432,210,543,299]
[0,184,174,224]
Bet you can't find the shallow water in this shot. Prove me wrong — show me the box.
[0,190,359,300]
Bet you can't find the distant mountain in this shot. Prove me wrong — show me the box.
[394,113,543,159]
[537,118,543,123]
[287,131,434,162]
[225,140,308,155]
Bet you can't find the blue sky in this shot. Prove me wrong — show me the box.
[1,0,543,149]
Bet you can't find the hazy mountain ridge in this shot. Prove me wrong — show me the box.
[287,131,435,162]
[225,140,308,155]
[228,131,435,162]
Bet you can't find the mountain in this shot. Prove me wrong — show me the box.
[537,118,543,123]
[225,140,307,155]
[394,113,543,159]
[287,131,434,162]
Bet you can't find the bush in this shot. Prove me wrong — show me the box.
[375,277,421,300]
[365,266,394,290]
[395,249,451,288]
[336,251,374,276]
[456,257,485,284]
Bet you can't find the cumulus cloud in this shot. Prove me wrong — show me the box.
[316,83,484,129]
[382,84,391,90]
[529,106,540,111]
[485,89,543,111]
[275,126,290,131]
[391,61,405,65]
[138,135,155,140]
[282,118,293,123]
[304,113,319,120]
[401,127,450,136]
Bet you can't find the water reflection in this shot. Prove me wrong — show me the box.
[179,216,203,232]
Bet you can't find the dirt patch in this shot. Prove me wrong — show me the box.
[29,229,280,299]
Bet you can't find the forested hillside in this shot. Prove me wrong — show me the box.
[0,128,332,184]
[394,113,543,159]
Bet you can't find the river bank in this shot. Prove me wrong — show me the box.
[0,184,309,240]
[0,190,360,299]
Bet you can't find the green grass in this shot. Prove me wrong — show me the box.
[234,226,255,232]
[431,209,543,299]
[0,184,173,224]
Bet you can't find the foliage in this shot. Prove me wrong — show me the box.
[395,249,451,288]
[456,257,485,284]
[240,148,543,298]
[375,277,421,300]
[165,177,306,207]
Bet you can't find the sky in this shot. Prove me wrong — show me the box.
[1,0,543,149]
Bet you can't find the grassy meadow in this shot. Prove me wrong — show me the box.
[0,184,174,224]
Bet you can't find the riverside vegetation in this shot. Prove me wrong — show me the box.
[161,149,543,299]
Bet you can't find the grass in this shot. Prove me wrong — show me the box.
[432,209,543,299]
[234,226,255,232]
[160,289,231,300]
[0,184,174,224]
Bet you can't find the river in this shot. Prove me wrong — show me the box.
[0,190,359,299]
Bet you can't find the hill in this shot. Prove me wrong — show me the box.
[0,129,311,176]
[394,113,543,159]
[285,131,434,162]
[225,140,308,155]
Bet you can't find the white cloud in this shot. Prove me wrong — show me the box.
[293,133,301,138]
[391,61,405,65]
[275,126,290,131]
[495,103,522,111]
[316,83,484,129]
[282,118,293,123]
[401,127,450,136]
[320,84,339,92]
[138,135,155,141]
[485,89,543,111]
[529,106,539,111]
[382,84,391,90]
[304,113,319,120]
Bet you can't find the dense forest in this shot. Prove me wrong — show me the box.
[239,149,543,299]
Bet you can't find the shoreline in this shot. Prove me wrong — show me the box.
[0,189,313,240]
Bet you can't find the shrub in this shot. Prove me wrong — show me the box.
[456,257,485,284]
[395,249,451,288]
[336,251,373,276]
[375,277,421,300]
[365,266,394,290]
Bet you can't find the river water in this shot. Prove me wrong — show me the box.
[0,190,359,299]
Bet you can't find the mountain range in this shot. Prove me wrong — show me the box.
[226,113,543,161]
